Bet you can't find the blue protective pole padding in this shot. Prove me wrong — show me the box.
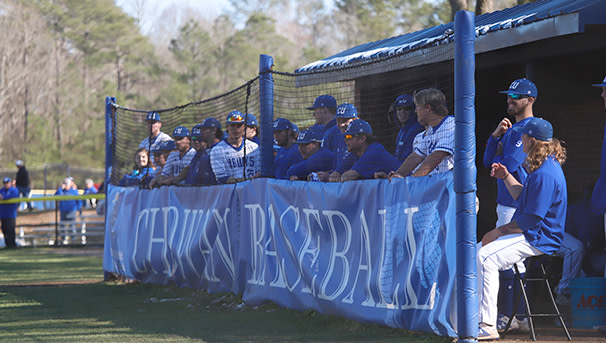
[259,55,274,177]
[454,10,478,341]
[105,96,115,194]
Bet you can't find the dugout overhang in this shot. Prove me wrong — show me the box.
[294,0,606,87]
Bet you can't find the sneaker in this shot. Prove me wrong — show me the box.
[496,314,519,333]
[556,293,571,306]
[478,323,500,341]
[514,317,530,333]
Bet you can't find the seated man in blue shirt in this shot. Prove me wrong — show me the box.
[286,126,334,181]
[392,94,424,162]
[272,118,303,180]
[183,124,217,186]
[330,119,400,181]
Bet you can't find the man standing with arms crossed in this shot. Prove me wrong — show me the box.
[483,78,537,332]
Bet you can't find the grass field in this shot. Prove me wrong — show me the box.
[0,246,453,342]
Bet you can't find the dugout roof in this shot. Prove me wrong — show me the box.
[294,0,606,85]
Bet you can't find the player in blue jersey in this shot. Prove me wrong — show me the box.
[150,126,196,187]
[391,94,424,162]
[0,177,19,247]
[329,119,400,181]
[317,103,359,182]
[272,118,303,180]
[139,111,172,166]
[478,117,567,341]
[591,75,606,280]
[245,113,260,145]
[183,124,216,185]
[286,126,335,181]
[307,94,337,137]
[210,111,260,184]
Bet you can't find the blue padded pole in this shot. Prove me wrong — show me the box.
[454,10,478,342]
[105,97,115,193]
[259,55,274,177]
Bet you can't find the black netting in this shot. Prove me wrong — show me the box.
[109,39,454,186]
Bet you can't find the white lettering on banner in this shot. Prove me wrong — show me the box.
[318,210,352,301]
[200,209,220,282]
[209,208,236,281]
[246,204,267,286]
[301,209,323,296]
[343,210,373,306]
[277,205,304,292]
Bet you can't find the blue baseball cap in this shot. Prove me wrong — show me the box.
[201,117,221,129]
[273,118,293,131]
[296,127,323,144]
[499,78,538,97]
[245,114,258,126]
[291,123,299,134]
[146,112,161,122]
[3,177,11,183]
[226,110,245,124]
[172,126,190,138]
[190,124,203,138]
[512,117,552,142]
[394,94,414,108]
[592,76,606,87]
[342,119,372,135]
[335,103,358,118]
[159,140,176,152]
[306,95,337,110]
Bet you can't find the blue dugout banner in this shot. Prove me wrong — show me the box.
[103,172,458,337]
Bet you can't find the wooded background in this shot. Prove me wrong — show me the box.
[0,0,526,169]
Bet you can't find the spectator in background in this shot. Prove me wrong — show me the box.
[211,111,260,184]
[245,114,260,144]
[55,177,82,244]
[15,160,33,212]
[307,94,337,136]
[272,118,302,180]
[330,119,400,182]
[83,178,98,208]
[139,111,172,165]
[287,126,334,181]
[120,148,156,187]
[0,177,19,248]
[391,94,424,162]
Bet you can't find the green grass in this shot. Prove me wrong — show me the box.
[0,247,453,342]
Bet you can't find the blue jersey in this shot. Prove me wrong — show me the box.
[119,167,156,187]
[286,147,335,180]
[322,120,341,152]
[0,186,19,218]
[483,117,531,208]
[566,202,605,253]
[333,138,358,174]
[55,187,82,214]
[184,149,217,186]
[591,121,606,213]
[273,144,303,180]
[352,142,401,179]
[394,115,424,162]
[513,156,567,255]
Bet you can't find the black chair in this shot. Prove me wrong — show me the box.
[501,255,572,341]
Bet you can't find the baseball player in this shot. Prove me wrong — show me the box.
[286,126,335,181]
[272,118,303,180]
[183,124,216,185]
[387,88,454,178]
[210,111,260,184]
[392,94,424,162]
[150,126,196,187]
[478,117,567,341]
[139,112,172,165]
[244,114,260,144]
[591,76,606,279]
[307,94,337,137]
[331,119,400,181]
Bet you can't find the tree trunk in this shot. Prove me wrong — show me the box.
[476,0,493,15]
[449,0,467,21]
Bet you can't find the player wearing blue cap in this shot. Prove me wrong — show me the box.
[0,177,19,247]
[286,126,335,181]
[330,119,400,181]
[307,94,337,137]
[150,126,196,187]
[478,117,567,341]
[139,112,172,165]
[591,75,606,279]
[210,111,260,184]
[386,88,454,178]
[392,94,424,162]
[183,124,217,185]
[244,114,260,144]
[272,118,303,180]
